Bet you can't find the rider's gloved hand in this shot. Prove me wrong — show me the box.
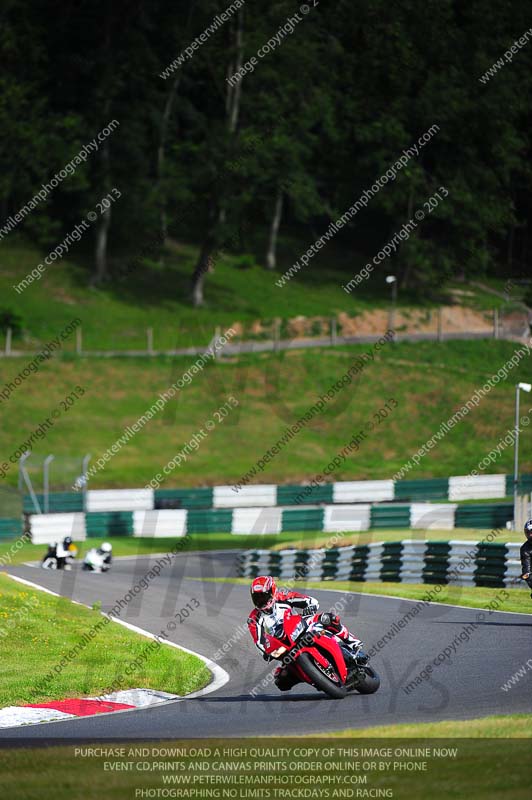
[303,604,319,617]
[262,652,272,662]
[320,612,341,630]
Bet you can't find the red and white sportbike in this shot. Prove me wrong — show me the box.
[263,608,380,699]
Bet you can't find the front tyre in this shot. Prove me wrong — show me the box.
[354,666,380,694]
[296,652,347,699]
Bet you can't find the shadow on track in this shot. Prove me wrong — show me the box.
[195,693,353,703]
[431,620,532,628]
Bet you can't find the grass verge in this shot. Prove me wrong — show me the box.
[0,572,210,708]
[326,713,532,738]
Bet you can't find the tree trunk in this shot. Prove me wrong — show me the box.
[218,9,244,226]
[94,203,112,284]
[191,236,216,307]
[507,221,514,270]
[266,187,283,269]
[400,184,416,289]
[157,74,180,244]
[91,136,111,285]
[90,7,113,286]
[226,9,244,134]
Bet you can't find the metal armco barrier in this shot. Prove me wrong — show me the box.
[236,540,524,589]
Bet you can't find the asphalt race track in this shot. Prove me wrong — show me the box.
[2,549,532,740]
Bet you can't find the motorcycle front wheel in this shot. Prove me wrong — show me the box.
[353,665,380,694]
[296,652,347,699]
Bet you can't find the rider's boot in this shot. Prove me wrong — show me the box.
[336,625,363,653]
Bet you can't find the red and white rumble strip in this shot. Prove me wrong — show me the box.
[0,689,178,728]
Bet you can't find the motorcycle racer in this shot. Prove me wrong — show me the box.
[248,575,363,691]
[520,519,532,598]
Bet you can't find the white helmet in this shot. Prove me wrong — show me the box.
[99,542,112,553]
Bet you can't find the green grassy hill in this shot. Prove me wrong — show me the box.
[0,238,525,353]
[2,237,368,352]
[0,339,530,491]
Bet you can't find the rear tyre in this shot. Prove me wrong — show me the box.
[354,666,380,694]
[296,652,347,699]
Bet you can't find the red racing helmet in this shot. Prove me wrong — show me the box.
[251,575,277,611]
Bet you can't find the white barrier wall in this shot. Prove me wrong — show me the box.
[30,513,86,544]
[86,489,154,512]
[333,480,394,503]
[323,504,371,532]
[399,540,428,583]
[446,541,478,584]
[133,510,187,538]
[214,485,277,508]
[448,474,506,501]
[410,503,457,530]
[504,543,524,585]
[231,507,282,535]
[363,543,386,581]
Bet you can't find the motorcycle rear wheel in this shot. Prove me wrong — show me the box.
[296,652,347,699]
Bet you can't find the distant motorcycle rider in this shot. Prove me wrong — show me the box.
[56,536,76,569]
[520,519,532,598]
[97,541,113,569]
[247,575,362,691]
[42,536,77,570]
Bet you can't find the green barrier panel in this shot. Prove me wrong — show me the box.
[422,570,449,585]
[506,473,532,497]
[474,543,508,587]
[394,478,450,501]
[350,545,369,580]
[454,503,513,529]
[475,575,507,588]
[186,509,233,533]
[23,492,84,513]
[521,473,532,493]
[86,511,133,538]
[281,509,325,532]
[505,473,532,495]
[0,518,23,540]
[370,504,411,529]
[380,542,403,581]
[422,541,451,584]
[154,488,214,510]
[321,549,339,578]
[506,473,532,496]
[277,484,334,506]
[476,543,507,561]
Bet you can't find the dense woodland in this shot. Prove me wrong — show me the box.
[1,0,531,304]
